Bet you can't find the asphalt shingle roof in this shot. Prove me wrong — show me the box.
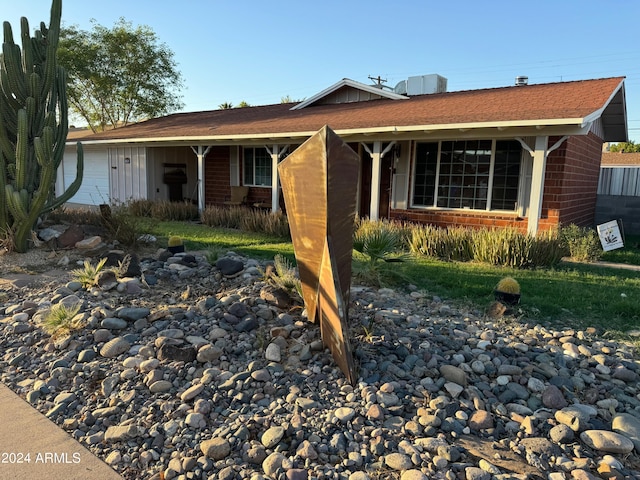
[78,77,625,142]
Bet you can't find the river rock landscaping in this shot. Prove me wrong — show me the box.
[1,238,640,480]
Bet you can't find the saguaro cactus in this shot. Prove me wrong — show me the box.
[0,0,83,252]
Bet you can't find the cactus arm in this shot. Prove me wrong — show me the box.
[14,109,27,190]
[0,0,79,252]
[43,142,83,214]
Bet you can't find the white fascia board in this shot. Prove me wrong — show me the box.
[70,118,591,146]
[332,118,588,136]
[291,78,408,110]
[73,132,318,146]
[582,79,626,126]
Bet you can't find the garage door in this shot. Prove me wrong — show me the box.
[61,146,109,206]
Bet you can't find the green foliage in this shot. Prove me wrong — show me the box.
[201,205,290,239]
[410,225,564,268]
[126,199,198,221]
[0,0,84,252]
[353,219,409,263]
[471,227,564,268]
[47,206,103,226]
[408,225,474,261]
[268,254,302,298]
[609,141,640,153]
[602,234,640,266]
[58,17,184,132]
[560,224,603,262]
[99,204,143,248]
[352,219,411,287]
[41,301,84,337]
[70,257,108,287]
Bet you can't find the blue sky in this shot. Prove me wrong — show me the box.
[3,0,640,142]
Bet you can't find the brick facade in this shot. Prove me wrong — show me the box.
[204,146,274,207]
[206,133,604,231]
[546,132,603,227]
[203,146,230,205]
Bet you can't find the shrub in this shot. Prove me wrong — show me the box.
[201,206,290,238]
[201,205,244,229]
[150,200,199,221]
[240,209,290,238]
[46,206,104,226]
[126,199,198,221]
[560,224,603,262]
[408,224,563,268]
[471,227,564,268]
[100,204,144,248]
[126,199,155,217]
[352,219,411,287]
[408,225,473,261]
[268,254,302,298]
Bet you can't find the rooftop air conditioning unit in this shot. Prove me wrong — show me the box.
[394,80,407,95]
[405,74,447,95]
[515,76,528,86]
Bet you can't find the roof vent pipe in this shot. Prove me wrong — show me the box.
[515,76,528,86]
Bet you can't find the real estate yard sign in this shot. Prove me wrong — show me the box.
[597,220,624,252]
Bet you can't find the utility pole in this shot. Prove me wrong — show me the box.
[368,75,387,88]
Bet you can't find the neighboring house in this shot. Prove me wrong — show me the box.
[59,74,628,235]
[596,152,640,234]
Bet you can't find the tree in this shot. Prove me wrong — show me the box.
[281,95,304,104]
[57,18,184,132]
[609,141,640,153]
[218,101,250,109]
[0,0,83,252]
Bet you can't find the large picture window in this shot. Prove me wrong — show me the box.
[243,147,272,186]
[412,140,522,211]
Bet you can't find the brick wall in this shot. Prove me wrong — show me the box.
[204,146,230,205]
[544,132,603,227]
[204,147,275,207]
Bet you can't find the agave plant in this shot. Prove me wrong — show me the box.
[70,257,108,288]
[352,222,411,287]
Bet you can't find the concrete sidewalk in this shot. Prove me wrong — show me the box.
[0,382,124,480]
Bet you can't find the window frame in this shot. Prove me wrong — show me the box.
[410,139,524,212]
[243,147,272,187]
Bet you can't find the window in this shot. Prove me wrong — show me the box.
[243,147,272,186]
[412,139,522,211]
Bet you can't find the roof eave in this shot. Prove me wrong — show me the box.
[70,118,594,147]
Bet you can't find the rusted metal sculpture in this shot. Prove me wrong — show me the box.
[278,126,360,385]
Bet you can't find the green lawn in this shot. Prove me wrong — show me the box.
[144,220,295,260]
[601,234,640,266]
[145,220,640,337]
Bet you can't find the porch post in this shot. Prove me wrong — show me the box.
[191,145,212,213]
[527,136,549,236]
[271,145,280,213]
[265,145,290,213]
[369,142,382,221]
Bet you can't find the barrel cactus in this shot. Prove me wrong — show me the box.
[0,0,83,252]
[494,276,521,305]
